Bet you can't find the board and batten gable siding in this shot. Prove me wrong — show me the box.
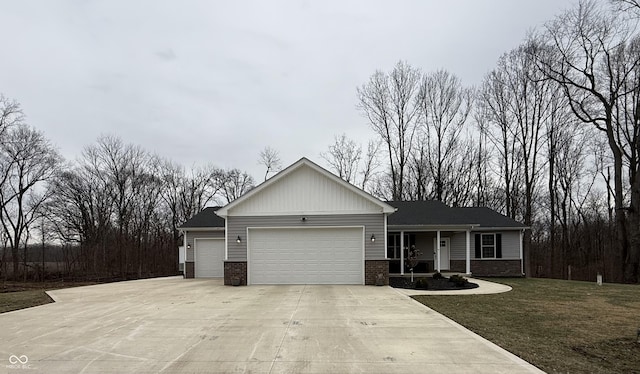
[227,166,384,216]
[185,230,225,262]
[227,214,385,261]
[449,230,521,260]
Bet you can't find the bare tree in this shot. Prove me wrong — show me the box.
[360,139,382,191]
[479,63,523,219]
[611,0,640,14]
[479,41,560,276]
[320,134,362,184]
[358,61,421,200]
[160,160,224,241]
[0,95,23,139]
[532,0,640,282]
[416,69,473,202]
[221,169,255,203]
[0,125,60,277]
[258,146,282,181]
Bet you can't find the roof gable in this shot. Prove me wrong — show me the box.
[216,158,395,217]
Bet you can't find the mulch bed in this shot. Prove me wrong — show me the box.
[389,276,479,290]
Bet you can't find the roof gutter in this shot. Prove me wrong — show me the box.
[178,227,226,232]
[387,224,480,231]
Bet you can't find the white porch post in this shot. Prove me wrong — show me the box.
[436,230,441,273]
[465,229,471,275]
[400,231,405,275]
[519,229,524,275]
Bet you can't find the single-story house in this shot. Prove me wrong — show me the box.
[179,157,527,285]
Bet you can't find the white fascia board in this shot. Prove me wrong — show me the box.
[215,157,396,217]
[224,210,388,217]
[388,224,480,231]
[470,226,529,231]
[178,227,225,231]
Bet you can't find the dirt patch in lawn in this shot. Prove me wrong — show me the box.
[0,280,100,313]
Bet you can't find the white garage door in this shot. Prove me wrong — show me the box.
[195,239,224,277]
[248,227,363,285]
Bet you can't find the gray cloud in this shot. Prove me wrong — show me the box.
[0,0,574,178]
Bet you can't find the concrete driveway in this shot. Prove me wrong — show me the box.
[0,277,542,374]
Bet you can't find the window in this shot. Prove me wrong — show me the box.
[387,234,398,259]
[474,233,502,259]
[481,234,495,258]
[387,233,415,259]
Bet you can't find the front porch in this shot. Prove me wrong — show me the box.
[386,227,474,275]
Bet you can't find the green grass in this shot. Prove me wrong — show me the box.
[414,278,640,374]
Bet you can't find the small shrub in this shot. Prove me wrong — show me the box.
[432,272,444,280]
[449,274,468,287]
[415,278,429,289]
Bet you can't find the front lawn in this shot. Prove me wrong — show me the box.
[414,278,640,374]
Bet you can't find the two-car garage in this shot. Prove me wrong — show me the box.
[247,227,364,285]
[181,158,395,285]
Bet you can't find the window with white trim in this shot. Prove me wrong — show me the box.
[481,234,496,259]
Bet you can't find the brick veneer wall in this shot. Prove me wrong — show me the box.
[365,260,389,285]
[185,262,194,278]
[224,261,247,285]
[468,260,522,276]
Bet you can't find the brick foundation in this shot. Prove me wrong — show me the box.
[449,260,467,273]
[365,260,389,285]
[185,262,194,278]
[470,260,522,276]
[436,260,523,276]
[224,261,247,285]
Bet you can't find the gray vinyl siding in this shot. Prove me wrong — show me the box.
[185,230,225,262]
[227,214,386,261]
[450,233,467,260]
[471,230,521,259]
[388,230,521,261]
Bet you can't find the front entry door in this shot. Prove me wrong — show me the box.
[433,237,451,271]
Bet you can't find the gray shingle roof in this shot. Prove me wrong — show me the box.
[178,207,225,228]
[386,200,525,228]
[180,201,525,230]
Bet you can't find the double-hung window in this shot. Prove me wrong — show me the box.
[481,234,496,259]
[474,233,502,259]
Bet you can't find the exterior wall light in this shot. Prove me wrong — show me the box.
[371,234,376,242]
[236,236,242,243]
[187,244,191,249]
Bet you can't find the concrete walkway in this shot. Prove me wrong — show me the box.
[394,278,512,296]
[0,277,541,373]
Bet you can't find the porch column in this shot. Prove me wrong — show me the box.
[465,229,471,275]
[436,230,441,273]
[520,229,524,275]
[400,231,405,275]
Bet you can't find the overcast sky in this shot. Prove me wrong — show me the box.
[0,0,575,181]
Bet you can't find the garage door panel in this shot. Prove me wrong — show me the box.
[249,227,363,285]
[195,239,224,278]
